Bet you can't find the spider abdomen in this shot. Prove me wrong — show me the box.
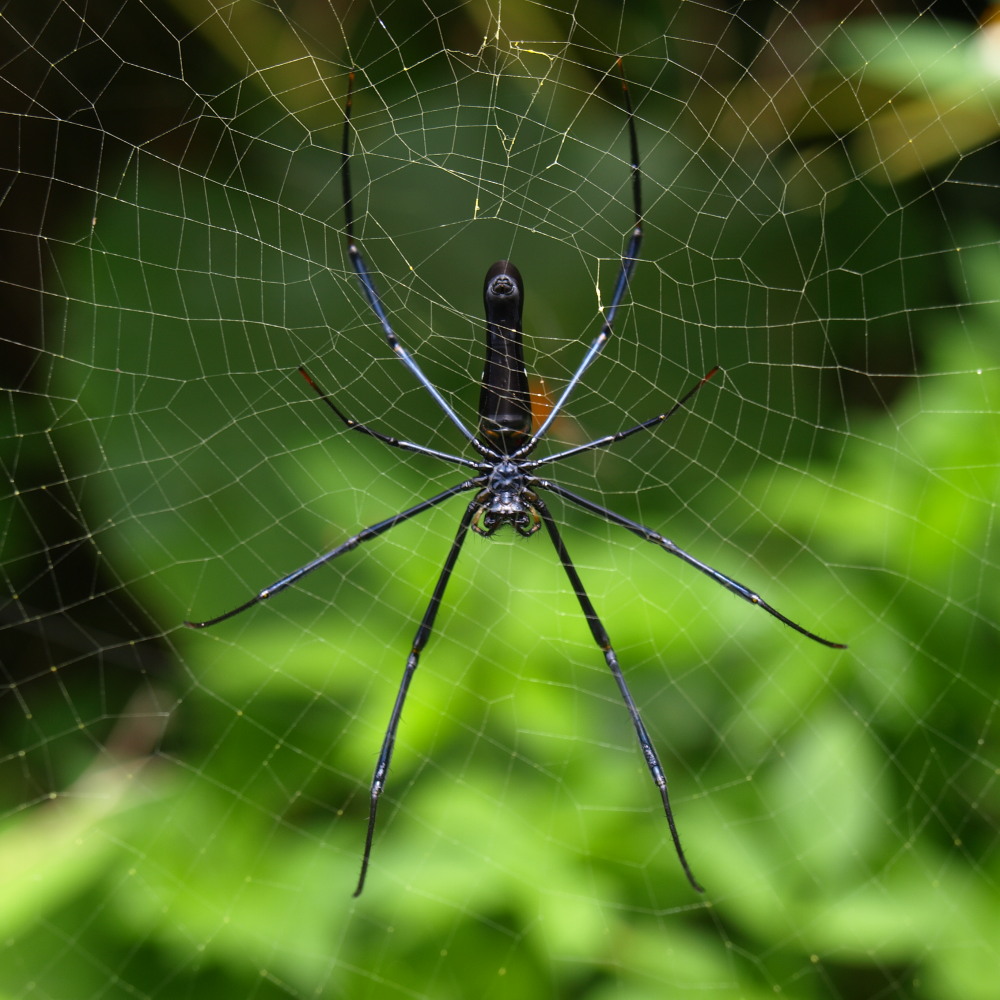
[478,260,532,454]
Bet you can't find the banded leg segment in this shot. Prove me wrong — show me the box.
[353,500,479,896]
[298,366,482,470]
[537,481,846,649]
[340,73,488,456]
[184,481,479,628]
[534,497,704,892]
[520,61,643,454]
[530,367,720,470]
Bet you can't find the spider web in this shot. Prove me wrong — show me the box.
[3,1,998,997]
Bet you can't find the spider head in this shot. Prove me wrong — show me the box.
[472,495,541,538]
[472,461,541,538]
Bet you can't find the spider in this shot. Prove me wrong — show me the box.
[186,64,846,897]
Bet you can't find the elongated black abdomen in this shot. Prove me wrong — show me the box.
[478,260,531,454]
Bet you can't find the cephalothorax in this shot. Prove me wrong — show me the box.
[187,64,845,897]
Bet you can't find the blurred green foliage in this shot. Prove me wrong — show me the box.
[3,4,999,999]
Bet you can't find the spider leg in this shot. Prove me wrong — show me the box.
[520,61,642,455]
[341,73,489,457]
[537,480,846,649]
[184,480,480,628]
[533,496,704,892]
[298,366,483,470]
[354,499,478,896]
[529,367,720,470]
